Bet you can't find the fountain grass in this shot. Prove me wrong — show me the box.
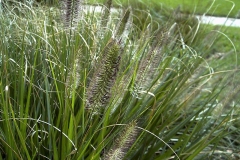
[0,0,239,159]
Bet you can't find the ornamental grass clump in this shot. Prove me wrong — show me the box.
[0,0,239,159]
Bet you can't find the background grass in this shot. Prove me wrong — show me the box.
[88,0,240,17]
[87,0,240,55]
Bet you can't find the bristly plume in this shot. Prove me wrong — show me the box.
[135,25,178,91]
[103,121,138,160]
[87,38,121,111]
[101,0,112,29]
[115,8,131,38]
[60,0,83,28]
[65,49,81,97]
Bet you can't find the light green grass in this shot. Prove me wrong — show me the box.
[89,0,240,17]
[147,0,240,17]
[201,25,240,108]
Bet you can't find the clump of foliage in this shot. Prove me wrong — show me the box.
[0,0,239,159]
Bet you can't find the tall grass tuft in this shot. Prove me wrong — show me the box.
[0,0,239,159]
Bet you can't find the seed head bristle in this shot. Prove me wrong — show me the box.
[104,121,138,160]
[87,39,121,111]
